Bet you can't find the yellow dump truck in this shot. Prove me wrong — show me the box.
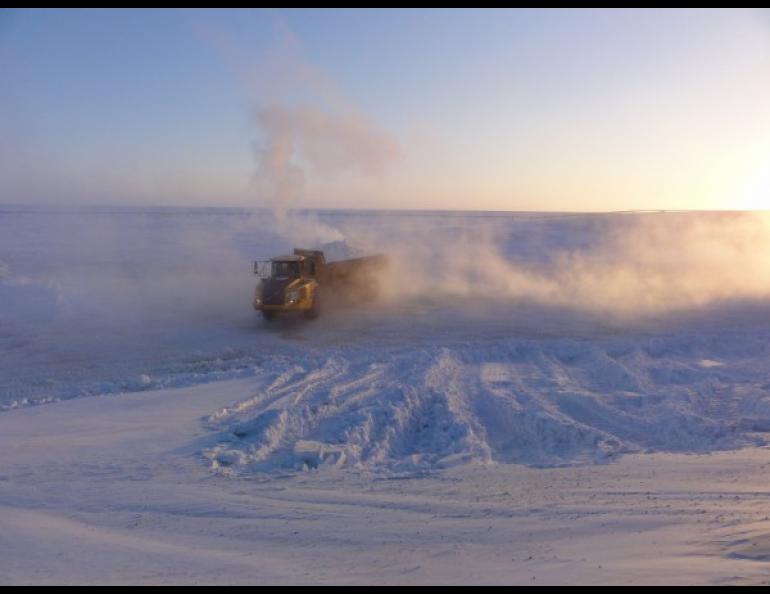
[253,248,388,321]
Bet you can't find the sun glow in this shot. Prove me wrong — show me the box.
[731,159,770,211]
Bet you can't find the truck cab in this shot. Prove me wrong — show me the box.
[254,252,322,321]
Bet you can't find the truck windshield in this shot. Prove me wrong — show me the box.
[271,261,300,278]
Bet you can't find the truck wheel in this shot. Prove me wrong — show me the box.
[262,310,278,322]
[304,292,321,319]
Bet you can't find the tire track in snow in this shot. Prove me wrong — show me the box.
[203,332,770,475]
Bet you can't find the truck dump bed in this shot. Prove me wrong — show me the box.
[325,254,389,285]
[291,248,388,287]
[321,253,389,304]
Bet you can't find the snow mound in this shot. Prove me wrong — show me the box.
[203,334,770,475]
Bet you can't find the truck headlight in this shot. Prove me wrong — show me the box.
[287,289,301,302]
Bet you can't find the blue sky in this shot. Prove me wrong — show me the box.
[1,8,769,211]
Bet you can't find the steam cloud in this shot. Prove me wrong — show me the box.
[251,26,400,246]
[340,211,770,320]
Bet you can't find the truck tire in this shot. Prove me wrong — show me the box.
[304,291,321,319]
[262,310,278,322]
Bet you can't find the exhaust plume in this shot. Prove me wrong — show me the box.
[251,24,400,246]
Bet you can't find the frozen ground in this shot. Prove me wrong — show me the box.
[3,206,770,583]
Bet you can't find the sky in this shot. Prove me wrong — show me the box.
[1,8,769,212]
